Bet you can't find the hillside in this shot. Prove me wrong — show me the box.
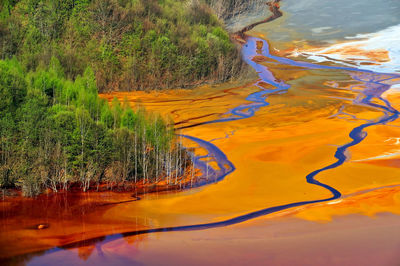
[0,0,245,91]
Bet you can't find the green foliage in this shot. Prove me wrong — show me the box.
[0,58,189,196]
[0,58,27,114]
[121,108,137,130]
[0,0,243,91]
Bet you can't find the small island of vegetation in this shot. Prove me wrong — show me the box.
[0,58,191,196]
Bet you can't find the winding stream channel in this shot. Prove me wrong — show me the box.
[2,0,400,265]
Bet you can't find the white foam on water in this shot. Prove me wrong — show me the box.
[311,26,333,34]
[390,84,400,91]
[296,24,400,74]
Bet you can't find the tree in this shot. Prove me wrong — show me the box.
[75,107,92,190]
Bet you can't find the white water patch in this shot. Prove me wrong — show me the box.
[311,26,333,34]
[294,24,400,74]
[353,138,400,162]
[352,150,400,162]
[382,83,400,97]
[388,84,400,92]
[327,200,342,205]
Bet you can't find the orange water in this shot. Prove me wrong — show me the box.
[2,13,400,266]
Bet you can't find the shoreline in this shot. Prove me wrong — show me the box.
[1,167,206,199]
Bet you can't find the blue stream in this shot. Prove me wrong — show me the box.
[45,37,400,253]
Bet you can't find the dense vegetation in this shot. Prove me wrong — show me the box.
[0,58,190,196]
[0,0,247,196]
[0,0,244,91]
